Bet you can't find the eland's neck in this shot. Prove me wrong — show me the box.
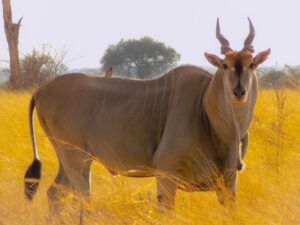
[204,71,257,145]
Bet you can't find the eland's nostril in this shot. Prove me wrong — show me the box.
[241,88,246,96]
[233,86,246,98]
[233,88,238,96]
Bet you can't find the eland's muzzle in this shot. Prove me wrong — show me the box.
[233,85,246,99]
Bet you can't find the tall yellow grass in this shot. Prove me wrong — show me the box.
[0,89,299,224]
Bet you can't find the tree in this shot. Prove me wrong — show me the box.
[100,37,180,79]
[21,45,68,87]
[2,0,22,88]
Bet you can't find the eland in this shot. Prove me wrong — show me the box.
[24,18,270,222]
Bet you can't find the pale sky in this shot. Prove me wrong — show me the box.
[1,0,300,69]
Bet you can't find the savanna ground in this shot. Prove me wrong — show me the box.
[0,89,299,225]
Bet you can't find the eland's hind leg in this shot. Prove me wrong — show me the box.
[47,160,73,220]
[54,143,93,225]
[46,138,74,222]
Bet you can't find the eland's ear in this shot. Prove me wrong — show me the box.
[204,52,223,68]
[253,49,271,67]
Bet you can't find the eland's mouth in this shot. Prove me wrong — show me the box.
[232,94,248,104]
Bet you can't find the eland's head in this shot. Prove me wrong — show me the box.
[205,18,271,103]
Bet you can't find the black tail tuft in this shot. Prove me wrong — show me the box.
[24,159,42,201]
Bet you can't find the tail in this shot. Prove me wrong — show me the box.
[24,94,42,201]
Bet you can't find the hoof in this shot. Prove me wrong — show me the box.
[237,161,246,171]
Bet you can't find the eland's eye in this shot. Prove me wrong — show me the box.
[222,63,228,70]
[249,63,255,69]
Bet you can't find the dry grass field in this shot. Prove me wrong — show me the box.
[0,89,299,225]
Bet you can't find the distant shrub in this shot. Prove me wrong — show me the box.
[21,45,68,87]
[258,65,300,89]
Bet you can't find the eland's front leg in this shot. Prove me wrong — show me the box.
[216,171,237,208]
[156,176,177,212]
[241,133,249,159]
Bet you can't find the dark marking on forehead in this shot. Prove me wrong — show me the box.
[224,50,254,77]
[235,61,243,76]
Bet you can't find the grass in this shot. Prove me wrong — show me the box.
[0,89,299,224]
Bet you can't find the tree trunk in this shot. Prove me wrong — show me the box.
[2,0,22,88]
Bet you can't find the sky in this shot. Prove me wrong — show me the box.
[1,0,300,69]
